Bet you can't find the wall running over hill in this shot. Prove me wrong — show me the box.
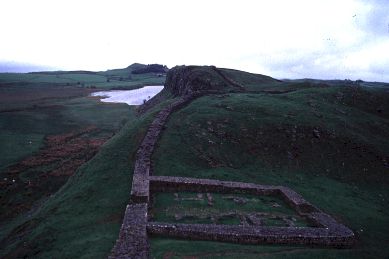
[109,66,355,258]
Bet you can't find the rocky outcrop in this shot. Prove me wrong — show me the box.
[138,65,245,114]
[164,66,232,96]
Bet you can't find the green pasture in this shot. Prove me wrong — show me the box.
[1,66,388,258]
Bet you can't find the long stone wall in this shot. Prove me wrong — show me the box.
[211,66,245,90]
[110,67,355,258]
[130,94,198,203]
[147,222,354,248]
[111,93,202,258]
[109,203,149,259]
[149,175,279,195]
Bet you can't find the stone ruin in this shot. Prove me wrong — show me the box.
[148,176,354,247]
[109,67,355,258]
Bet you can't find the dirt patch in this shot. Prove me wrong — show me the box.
[0,126,109,222]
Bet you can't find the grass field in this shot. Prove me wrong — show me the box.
[0,94,131,171]
[0,63,165,89]
[0,63,165,169]
[151,192,309,227]
[150,85,389,258]
[0,64,167,257]
[0,66,388,258]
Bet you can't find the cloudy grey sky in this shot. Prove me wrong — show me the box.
[0,0,388,81]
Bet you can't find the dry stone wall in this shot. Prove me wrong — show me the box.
[111,93,202,258]
[109,203,149,259]
[110,66,355,258]
[149,175,279,195]
[211,66,245,90]
[130,94,199,203]
[147,222,354,247]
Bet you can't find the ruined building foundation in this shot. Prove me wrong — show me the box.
[110,69,355,258]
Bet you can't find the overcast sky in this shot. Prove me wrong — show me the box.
[0,0,388,81]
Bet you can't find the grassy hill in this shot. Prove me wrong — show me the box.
[0,63,167,169]
[151,83,389,258]
[1,65,388,258]
[0,64,167,257]
[0,63,166,90]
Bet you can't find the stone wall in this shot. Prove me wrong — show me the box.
[109,203,149,259]
[147,222,354,248]
[130,94,199,203]
[211,66,245,90]
[149,176,319,215]
[149,175,279,195]
[111,67,355,258]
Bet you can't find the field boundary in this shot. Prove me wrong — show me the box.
[110,72,355,258]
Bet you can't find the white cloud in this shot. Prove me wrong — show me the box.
[0,0,388,81]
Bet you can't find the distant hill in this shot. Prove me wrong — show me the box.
[131,64,169,75]
[0,63,167,90]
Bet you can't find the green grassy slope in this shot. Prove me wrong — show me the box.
[0,65,166,258]
[219,67,281,91]
[1,66,388,258]
[0,108,144,258]
[0,63,165,89]
[0,96,131,172]
[151,84,389,258]
[0,63,167,169]
[152,192,309,227]
[0,97,176,258]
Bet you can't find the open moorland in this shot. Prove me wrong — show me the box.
[0,64,165,248]
[0,65,388,258]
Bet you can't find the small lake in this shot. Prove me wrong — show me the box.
[91,85,164,105]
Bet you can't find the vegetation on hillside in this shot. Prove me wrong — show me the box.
[0,65,388,258]
[131,64,169,75]
[0,63,166,90]
[0,64,167,257]
[151,77,389,258]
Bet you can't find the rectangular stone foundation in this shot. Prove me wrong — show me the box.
[150,176,318,214]
[148,176,355,248]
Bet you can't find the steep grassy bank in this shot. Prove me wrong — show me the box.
[1,65,388,258]
[0,104,152,257]
[151,83,389,258]
[0,64,168,258]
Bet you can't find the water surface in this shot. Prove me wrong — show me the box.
[91,85,164,105]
